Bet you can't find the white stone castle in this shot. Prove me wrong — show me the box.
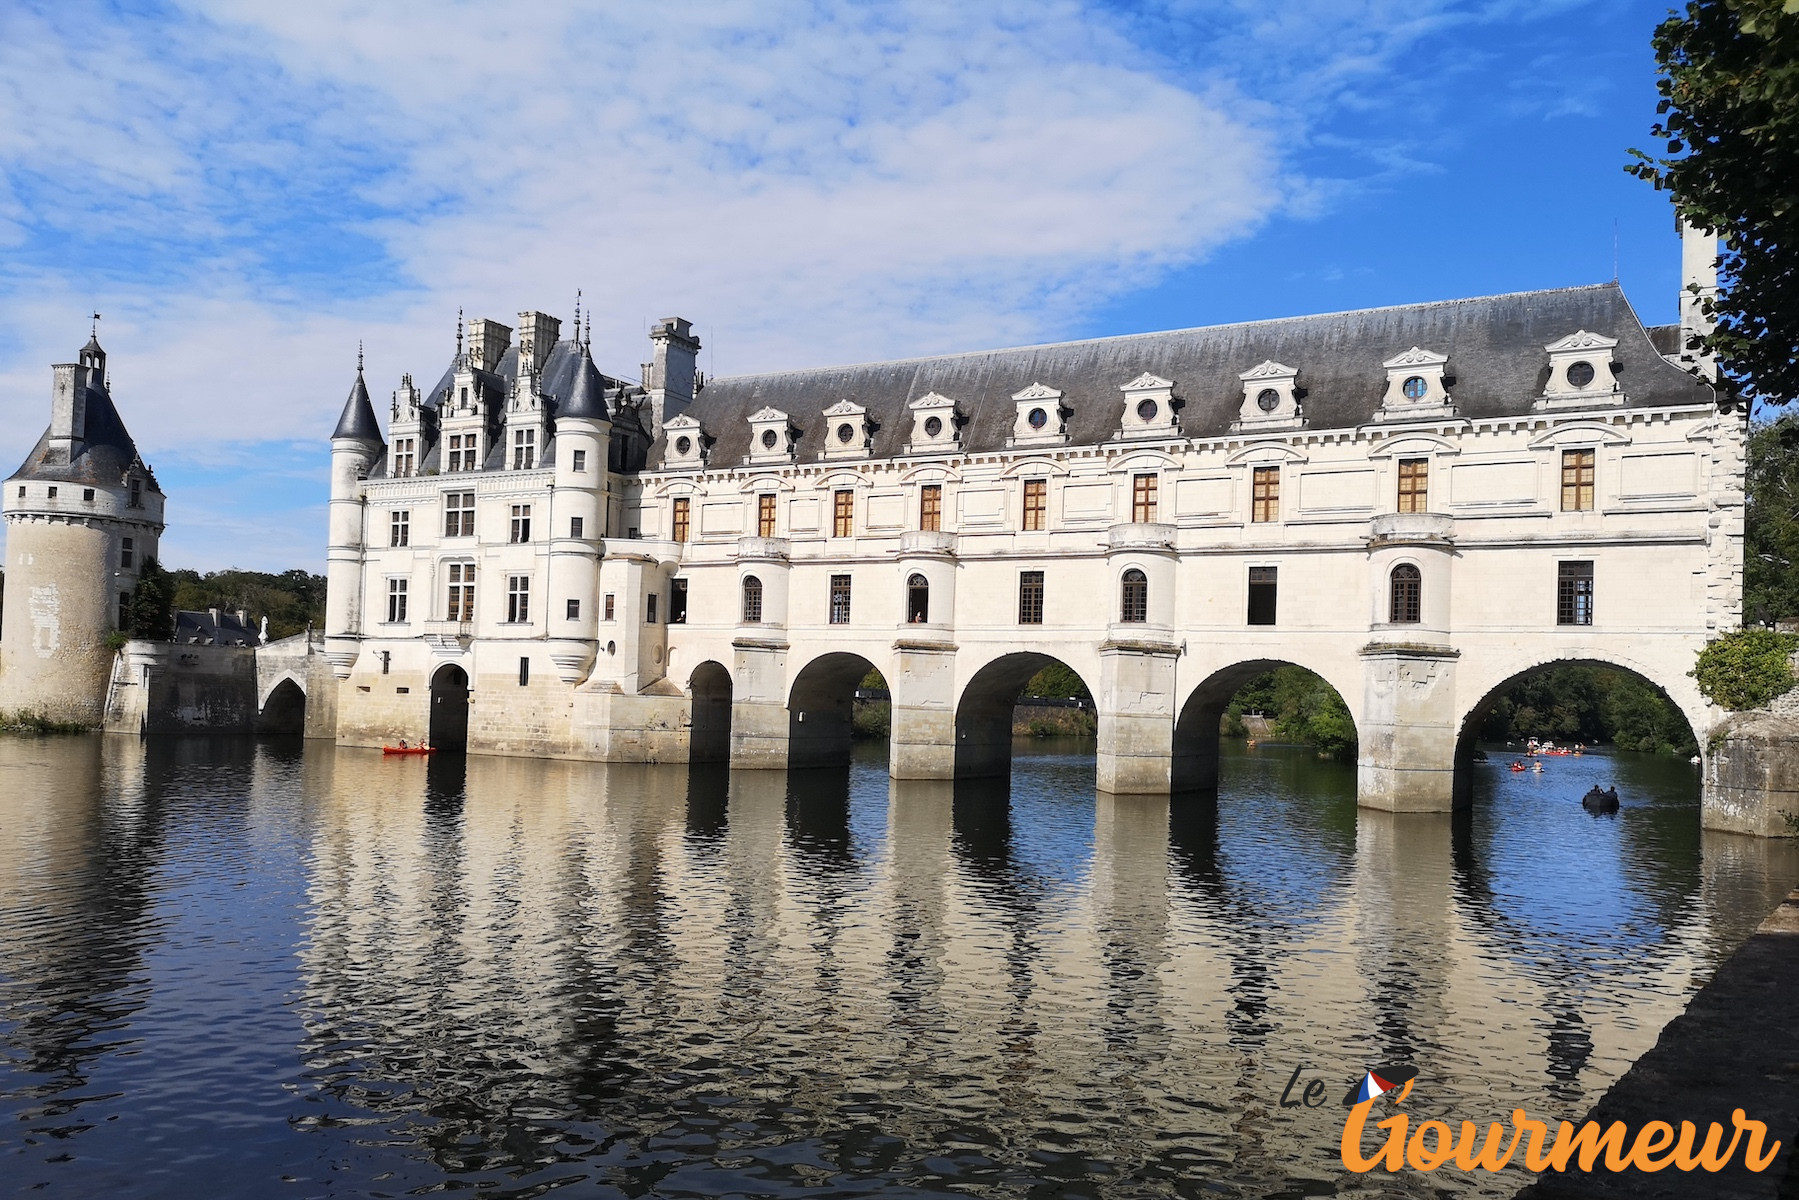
[316,230,1748,819]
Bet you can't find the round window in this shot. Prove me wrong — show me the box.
[923,415,942,438]
[760,429,778,449]
[605,640,616,656]
[1567,360,1596,388]
[1401,376,1428,400]
[1028,407,1048,430]
[837,422,855,444]
[1256,388,1281,412]
[674,435,692,455]
[1136,398,1158,421]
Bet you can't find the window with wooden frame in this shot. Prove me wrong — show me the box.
[906,573,929,623]
[1251,466,1280,523]
[512,427,536,470]
[742,575,763,623]
[829,574,852,624]
[443,492,475,538]
[1120,569,1148,623]
[832,490,854,538]
[758,493,777,537]
[672,497,691,544]
[446,563,475,622]
[919,484,942,532]
[1022,479,1047,531]
[1557,561,1594,625]
[1247,566,1277,625]
[1561,449,1596,511]
[1018,571,1044,624]
[1131,473,1158,523]
[1389,563,1421,623]
[447,432,479,472]
[505,575,530,623]
[392,437,415,477]
[390,510,410,547]
[386,578,409,624]
[509,504,531,544]
[1397,458,1428,513]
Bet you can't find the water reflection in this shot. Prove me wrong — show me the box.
[0,736,1794,1198]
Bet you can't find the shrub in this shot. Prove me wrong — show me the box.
[1692,628,1799,710]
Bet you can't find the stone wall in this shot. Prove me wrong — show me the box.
[103,641,258,734]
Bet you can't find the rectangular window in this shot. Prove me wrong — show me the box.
[446,563,475,622]
[444,492,475,538]
[646,593,658,624]
[919,484,942,532]
[1561,449,1596,511]
[120,537,134,569]
[670,579,688,624]
[446,433,473,472]
[1397,458,1428,514]
[1018,571,1044,624]
[393,437,416,478]
[390,510,410,547]
[570,516,584,539]
[1022,478,1047,531]
[1557,561,1595,626]
[1132,473,1158,523]
[758,493,777,537]
[519,657,530,686]
[387,578,409,623]
[572,448,587,472]
[829,574,852,624]
[566,598,580,620]
[129,479,143,508]
[382,652,391,675]
[603,593,616,621]
[1247,566,1278,626]
[506,575,531,623]
[82,488,94,502]
[118,592,128,629]
[1252,467,1280,523]
[512,427,536,470]
[832,490,854,538]
[47,486,56,499]
[672,497,691,544]
[510,504,531,544]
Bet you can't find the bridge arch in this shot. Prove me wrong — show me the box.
[688,660,733,764]
[255,675,307,734]
[1172,657,1364,792]
[952,650,1097,779]
[788,650,886,769]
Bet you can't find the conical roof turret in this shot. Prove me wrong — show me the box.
[559,339,608,420]
[332,363,384,443]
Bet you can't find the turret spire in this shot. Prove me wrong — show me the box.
[455,308,464,360]
[331,350,383,443]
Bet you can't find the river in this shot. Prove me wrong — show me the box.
[0,734,1791,1198]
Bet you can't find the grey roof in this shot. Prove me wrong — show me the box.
[6,375,160,490]
[174,609,256,646]
[667,283,1719,470]
[559,342,607,419]
[331,370,384,443]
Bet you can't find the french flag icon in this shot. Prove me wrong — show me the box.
[1343,1065,1419,1107]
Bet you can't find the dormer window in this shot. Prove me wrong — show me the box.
[1537,331,1624,411]
[1377,347,1453,421]
[747,407,796,464]
[820,399,872,461]
[129,478,143,509]
[1117,373,1178,441]
[1235,361,1303,431]
[906,392,961,454]
[1008,383,1069,447]
[393,437,416,477]
[447,433,479,472]
[663,414,708,470]
[512,428,535,470]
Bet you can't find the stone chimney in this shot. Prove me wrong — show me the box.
[515,311,562,377]
[465,317,513,374]
[646,317,700,433]
[49,362,85,456]
[1679,219,1719,381]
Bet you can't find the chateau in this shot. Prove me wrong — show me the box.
[320,231,1748,817]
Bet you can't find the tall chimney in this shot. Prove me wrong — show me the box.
[647,317,700,433]
[464,317,513,374]
[515,311,562,377]
[1679,219,1719,381]
[49,362,85,454]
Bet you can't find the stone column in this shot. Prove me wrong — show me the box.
[1357,642,1460,811]
[1096,638,1179,794]
[889,640,956,779]
[730,637,790,769]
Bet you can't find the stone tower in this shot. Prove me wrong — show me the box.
[0,329,166,724]
[323,360,384,678]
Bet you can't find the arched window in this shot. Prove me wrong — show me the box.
[1120,569,1148,623]
[742,575,763,624]
[907,573,929,623]
[1389,563,1421,624]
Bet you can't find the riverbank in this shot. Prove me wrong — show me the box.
[1518,888,1799,1199]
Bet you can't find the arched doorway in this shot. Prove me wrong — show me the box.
[689,660,733,765]
[953,652,1095,780]
[429,664,471,751]
[1172,660,1359,792]
[256,678,306,735]
[788,652,882,769]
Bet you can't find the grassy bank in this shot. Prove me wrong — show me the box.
[849,700,1098,740]
[0,711,91,735]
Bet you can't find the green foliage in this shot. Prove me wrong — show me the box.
[0,710,90,735]
[123,558,175,641]
[168,567,326,641]
[1692,627,1799,709]
[1628,1,1799,401]
[851,699,890,739]
[857,667,889,691]
[1020,663,1091,701]
[1745,417,1799,624]
[1225,667,1358,762]
[1479,664,1700,753]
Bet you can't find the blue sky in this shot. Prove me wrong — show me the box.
[0,0,1691,573]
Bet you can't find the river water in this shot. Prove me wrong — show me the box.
[0,734,1792,1198]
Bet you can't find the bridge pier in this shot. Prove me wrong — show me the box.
[729,638,790,769]
[890,641,957,780]
[1095,640,1180,795]
[1356,642,1462,812]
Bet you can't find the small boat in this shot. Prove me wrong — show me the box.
[1509,761,1527,772]
[1581,785,1619,814]
[382,744,436,756]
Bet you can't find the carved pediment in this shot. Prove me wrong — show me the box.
[1012,382,1062,402]
[1240,360,1297,382]
[1544,330,1619,354]
[1383,346,1448,370]
[1120,372,1173,392]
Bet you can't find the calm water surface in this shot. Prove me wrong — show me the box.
[0,734,1793,1198]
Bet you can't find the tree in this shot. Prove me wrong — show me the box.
[1629,1,1799,402]
[124,558,175,641]
[1745,416,1799,624]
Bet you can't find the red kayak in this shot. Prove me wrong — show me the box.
[382,745,436,756]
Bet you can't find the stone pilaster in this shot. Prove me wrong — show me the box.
[1096,638,1179,794]
[1357,641,1460,812]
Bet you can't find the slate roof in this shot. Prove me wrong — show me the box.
[666,284,1718,471]
[7,371,161,491]
[174,609,257,646]
[331,370,384,443]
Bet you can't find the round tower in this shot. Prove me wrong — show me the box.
[324,358,384,678]
[0,330,166,724]
[547,339,610,682]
